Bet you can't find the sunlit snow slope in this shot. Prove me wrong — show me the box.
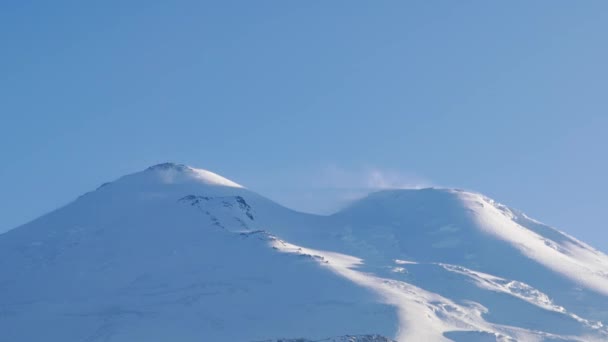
[1,163,607,342]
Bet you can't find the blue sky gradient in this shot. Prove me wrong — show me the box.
[2,1,608,249]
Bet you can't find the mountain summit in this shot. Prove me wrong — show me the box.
[144,163,244,188]
[1,164,608,342]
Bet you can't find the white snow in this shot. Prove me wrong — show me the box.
[145,163,244,188]
[459,191,608,296]
[189,167,244,188]
[1,165,608,341]
[272,238,599,342]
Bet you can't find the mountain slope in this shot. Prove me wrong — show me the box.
[1,163,607,342]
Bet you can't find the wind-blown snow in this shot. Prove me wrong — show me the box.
[1,165,607,342]
[146,163,244,188]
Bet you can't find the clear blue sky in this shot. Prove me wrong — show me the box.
[2,1,607,250]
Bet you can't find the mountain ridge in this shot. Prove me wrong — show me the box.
[1,163,607,342]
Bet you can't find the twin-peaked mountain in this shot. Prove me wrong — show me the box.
[1,163,608,342]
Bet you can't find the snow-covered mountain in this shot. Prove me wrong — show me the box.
[2,163,608,342]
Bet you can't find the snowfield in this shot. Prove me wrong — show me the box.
[1,163,607,342]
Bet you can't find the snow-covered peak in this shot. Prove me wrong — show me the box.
[77,162,252,211]
[4,167,608,342]
[334,186,608,300]
[334,187,471,219]
[144,162,244,188]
